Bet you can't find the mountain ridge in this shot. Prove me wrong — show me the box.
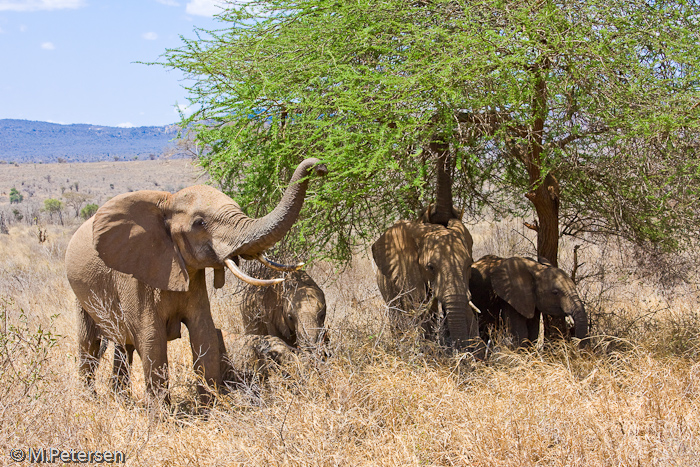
[0,119,189,163]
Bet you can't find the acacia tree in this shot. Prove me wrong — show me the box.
[163,0,700,266]
[42,198,64,225]
[63,192,92,218]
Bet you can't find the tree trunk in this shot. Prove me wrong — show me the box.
[523,67,568,338]
[525,174,568,339]
[525,173,560,268]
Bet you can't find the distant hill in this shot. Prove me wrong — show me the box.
[0,119,189,163]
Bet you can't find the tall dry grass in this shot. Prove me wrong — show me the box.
[1,219,699,466]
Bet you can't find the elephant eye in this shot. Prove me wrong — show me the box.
[426,263,436,272]
[193,219,206,228]
[552,288,561,296]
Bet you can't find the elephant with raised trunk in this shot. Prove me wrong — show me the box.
[371,215,481,353]
[470,255,588,348]
[238,269,327,349]
[371,143,482,353]
[65,158,327,404]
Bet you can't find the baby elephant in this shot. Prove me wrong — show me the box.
[238,270,327,348]
[470,255,588,347]
[217,330,299,388]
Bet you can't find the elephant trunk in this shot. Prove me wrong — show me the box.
[296,318,325,348]
[430,141,455,226]
[442,294,480,351]
[570,297,588,340]
[232,158,327,257]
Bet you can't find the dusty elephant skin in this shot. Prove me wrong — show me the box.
[470,255,588,348]
[216,330,299,389]
[238,270,327,348]
[64,158,327,404]
[371,216,482,354]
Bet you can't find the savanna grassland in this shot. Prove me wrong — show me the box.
[1,160,700,466]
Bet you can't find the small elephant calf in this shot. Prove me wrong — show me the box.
[217,330,299,389]
[470,255,588,348]
[238,269,327,348]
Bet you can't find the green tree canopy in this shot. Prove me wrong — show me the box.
[80,203,99,220]
[163,0,700,264]
[42,198,65,225]
[9,188,23,204]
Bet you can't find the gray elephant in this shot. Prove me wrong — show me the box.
[371,214,481,352]
[65,158,327,404]
[470,255,588,348]
[216,330,299,389]
[238,269,327,349]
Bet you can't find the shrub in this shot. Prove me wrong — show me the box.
[42,198,64,225]
[80,203,99,220]
[0,297,59,402]
[9,187,23,204]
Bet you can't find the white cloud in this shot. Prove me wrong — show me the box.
[117,122,135,128]
[155,0,179,5]
[41,41,55,50]
[0,0,86,12]
[185,0,226,17]
[142,32,158,40]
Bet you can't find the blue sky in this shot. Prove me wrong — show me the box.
[0,0,231,127]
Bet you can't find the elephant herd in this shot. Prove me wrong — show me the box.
[64,158,588,405]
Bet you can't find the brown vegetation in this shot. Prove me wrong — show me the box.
[1,162,699,466]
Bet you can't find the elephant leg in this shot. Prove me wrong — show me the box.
[136,328,169,404]
[186,316,221,406]
[215,329,233,394]
[527,310,541,344]
[77,306,103,392]
[503,306,530,348]
[111,343,134,397]
[419,298,441,343]
[544,315,568,340]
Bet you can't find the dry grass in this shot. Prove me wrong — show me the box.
[1,162,700,466]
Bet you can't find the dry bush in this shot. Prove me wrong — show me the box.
[1,210,699,465]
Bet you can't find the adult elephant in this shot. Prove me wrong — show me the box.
[238,269,327,349]
[65,158,327,404]
[371,213,481,353]
[470,255,588,348]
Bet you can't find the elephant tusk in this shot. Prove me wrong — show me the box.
[469,300,481,314]
[225,258,285,287]
[255,254,305,272]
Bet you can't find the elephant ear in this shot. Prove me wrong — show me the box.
[93,190,189,292]
[371,220,426,303]
[492,257,536,319]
